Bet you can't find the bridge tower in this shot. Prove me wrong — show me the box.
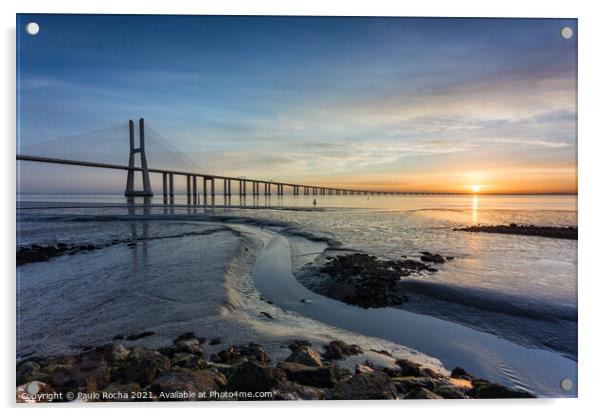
[125,118,153,197]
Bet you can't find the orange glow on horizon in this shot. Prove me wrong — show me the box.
[292,162,577,195]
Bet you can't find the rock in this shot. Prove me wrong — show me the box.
[43,349,111,393]
[278,362,338,388]
[355,363,374,374]
[420,253,446,263]
[173,338,203,356]
[403,387,444,399]
[110,343,130,363]
[456,224,577,240]
[322,340,362,361]
[226,361,286,393]
[213,344,268,365]
[170,353,207,370]
[16,243,83,266]
[393,376,438,394]
[286,346,323,367]
[288,340,312,351]
[16,381,57,403]
[113,334,124,341]
[326,371,398,400]
[330,365,353,381]
[450,366,472,380]
[16,361,42,385]
[395,358,421,377]
[116,347,170,386]
[419,367,444,378]
[125,331,156,341]
[260,311,274,319]
[319,253,435,308]
[469,381,535,398]
[273,381,325,400]
[100,383,142,401]
[150,369,223,400]
[369,349,393,357]
[433,386,471,399]
[209,337,221,345]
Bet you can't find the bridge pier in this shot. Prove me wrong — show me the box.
[186,175,192,205]
[124,118,154,197]
[192,176,198,205]
[162,173,168,202]
[169,173,174,203]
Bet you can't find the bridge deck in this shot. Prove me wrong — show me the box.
[16,154,466,196]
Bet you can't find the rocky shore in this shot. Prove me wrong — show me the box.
[17,241,127,266]
[456,224,577,240]
[316,252,451,308]
[16,333,533,402]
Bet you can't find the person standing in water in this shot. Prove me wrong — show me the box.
[313,198,317,208]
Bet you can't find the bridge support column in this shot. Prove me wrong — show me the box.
[193,176,198,205]
[162,173,168,201]
[124,118,154,197]
[211,178,215,198]
[187,175,192,205]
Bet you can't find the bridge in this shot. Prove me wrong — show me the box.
[17,118,466,204]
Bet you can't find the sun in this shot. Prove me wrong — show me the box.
[471,184,481,193]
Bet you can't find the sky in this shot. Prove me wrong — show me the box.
[17,15,577,194]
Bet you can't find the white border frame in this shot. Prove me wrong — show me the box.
[3,1,600,415]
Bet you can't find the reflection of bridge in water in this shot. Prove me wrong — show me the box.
[17,118,466,204]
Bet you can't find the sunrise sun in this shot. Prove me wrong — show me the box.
[471,184,481,193]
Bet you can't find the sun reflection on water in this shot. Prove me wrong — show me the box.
[472,195,479,224]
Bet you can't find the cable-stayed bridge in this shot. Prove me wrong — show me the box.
[17,118,464,204]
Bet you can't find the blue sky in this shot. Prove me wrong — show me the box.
[17,15,577,193]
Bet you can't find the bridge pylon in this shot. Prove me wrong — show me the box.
[124,118,153,197]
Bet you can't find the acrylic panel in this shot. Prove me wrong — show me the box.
[16,14,577,402]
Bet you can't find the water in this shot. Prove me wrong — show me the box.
[16,193,577,397]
